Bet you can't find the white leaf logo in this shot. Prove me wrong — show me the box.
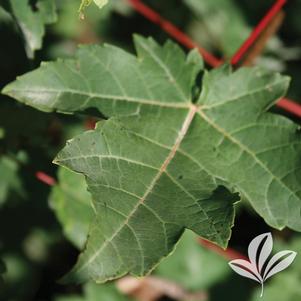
[229,233,297,298]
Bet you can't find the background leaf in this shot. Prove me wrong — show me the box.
[49,167,95,249]
[0,0,57,58]
[54,282,133,301]
[184,0,250,56]
[93,0,109,10]
[0,259,6,288]
[0,155,24,206]
[155,230,231,291]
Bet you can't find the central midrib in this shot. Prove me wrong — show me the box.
[75,104,198,275]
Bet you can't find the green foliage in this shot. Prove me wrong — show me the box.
[0,259,6,287]
[1,0,301,299]
[79,0,108,19]
[49,167,94,249]
[55,282,133,301]
[0,0,57,57]
[0,155,24,206]
[184,0,250,56]
[0,253,38,300]
[4,35,301,284]
[184,0,299,71]
[155,230,230,291]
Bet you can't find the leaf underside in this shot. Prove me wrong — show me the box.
[3,36,301,283]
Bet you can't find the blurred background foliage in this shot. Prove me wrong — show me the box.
[0,0,301,300]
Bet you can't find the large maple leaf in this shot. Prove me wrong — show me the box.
[3,36,301,283]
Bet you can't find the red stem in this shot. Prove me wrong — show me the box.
[199,239,248,261]
[126,0,301,119]
[231,0,287,65]
[36,171,56,186]
[277,98,301,118]
[126,0,223,67]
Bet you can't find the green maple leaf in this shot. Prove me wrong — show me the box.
[3,36,301,283]
[0,0,57,58]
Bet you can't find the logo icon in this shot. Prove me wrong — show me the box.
[228,233,297,298]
